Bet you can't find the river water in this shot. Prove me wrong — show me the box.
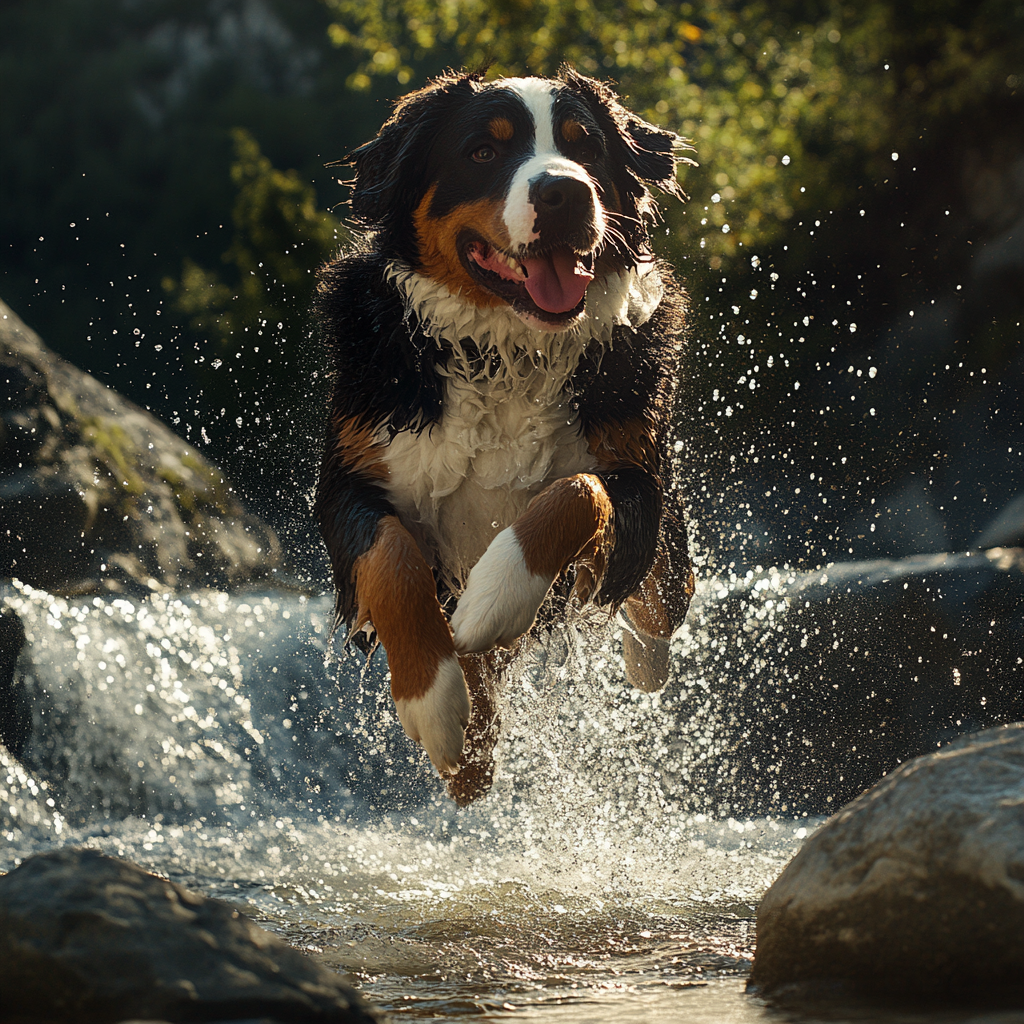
[0,578,1019,1022]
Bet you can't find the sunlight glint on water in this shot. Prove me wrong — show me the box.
[0,576,821,1020]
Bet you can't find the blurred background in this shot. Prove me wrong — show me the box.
[2,0,1022,583]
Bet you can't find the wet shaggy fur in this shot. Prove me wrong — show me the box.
[315,68,695,804]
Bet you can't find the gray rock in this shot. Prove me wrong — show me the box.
[749,723,1024,1000]
[1,298,282,594]
[0,607,30,758]
[0,848,383,1022]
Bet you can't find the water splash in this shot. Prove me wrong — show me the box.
[1,574,823,1018]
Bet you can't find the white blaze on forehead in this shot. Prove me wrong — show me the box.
[499,78,604,251]
[504,78,558,152]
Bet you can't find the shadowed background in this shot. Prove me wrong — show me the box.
[1,0,1022,580]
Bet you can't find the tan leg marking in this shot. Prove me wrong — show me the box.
[513,473,613,579]
[623,548,693,639]
[621,545,695,693]
[353,516,455,701]
[443,651,507,806]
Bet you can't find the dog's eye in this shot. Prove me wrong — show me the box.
[471,145,496,163]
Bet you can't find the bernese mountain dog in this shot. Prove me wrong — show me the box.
[315,67,694,805]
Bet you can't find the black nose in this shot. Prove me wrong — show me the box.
[537,176,588,208]
[529,174,594,235]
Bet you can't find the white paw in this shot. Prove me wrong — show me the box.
[393,655,471,774]
[451,527,553,654]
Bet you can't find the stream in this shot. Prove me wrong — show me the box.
[1,576,1020,1022]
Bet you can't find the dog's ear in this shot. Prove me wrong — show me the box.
[558,66,692,204]
[620,117,687,199]
[343,71,483,229]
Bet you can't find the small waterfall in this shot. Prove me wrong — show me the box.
[1,571,816,894]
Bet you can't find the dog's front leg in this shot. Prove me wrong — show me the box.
[353,516,471,773]
[451,473,612,654]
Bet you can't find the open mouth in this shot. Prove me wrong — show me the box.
[459,231,596,326]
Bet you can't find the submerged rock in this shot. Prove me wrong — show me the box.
[0,847,383,1023]
[0,607,30,758]
[749,723,1024,1000]
[1,298,282,594]
[665,548,1024,815]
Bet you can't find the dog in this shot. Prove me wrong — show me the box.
[315,67,694,804]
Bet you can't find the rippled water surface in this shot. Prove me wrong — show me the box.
[1,580,1019,1023]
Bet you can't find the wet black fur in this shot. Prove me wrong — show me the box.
[315,69,692,647]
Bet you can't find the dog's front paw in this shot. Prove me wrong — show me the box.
[451,527,553,654]
[393,655,471,773]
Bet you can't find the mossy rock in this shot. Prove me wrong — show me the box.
[1,298,283,594]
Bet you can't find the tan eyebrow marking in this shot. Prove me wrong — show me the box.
[561,119,585,143]
[489,117,514,141]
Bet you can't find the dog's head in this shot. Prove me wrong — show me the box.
[345,68,688,330]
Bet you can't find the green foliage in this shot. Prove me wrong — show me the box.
[165,128,344,350]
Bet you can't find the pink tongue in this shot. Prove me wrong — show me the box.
[522,249,594,314]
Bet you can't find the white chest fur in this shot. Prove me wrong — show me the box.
[382,342,596,591]
[379,262,664,591]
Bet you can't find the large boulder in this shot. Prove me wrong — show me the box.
[1,298,282,594]
[749,723,1024,1001]
[0,848,382,1023]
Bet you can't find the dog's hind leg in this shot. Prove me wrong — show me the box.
[621,622,671,694]
[443,651,505,806]
[620,536,694,693]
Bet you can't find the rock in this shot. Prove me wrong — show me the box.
[663,548,1024,816]
[977,491,1024,549]
[0,607,30,758]
[1,298,283,594]
[0,848,383,1023]
[749,723,1024,1001]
